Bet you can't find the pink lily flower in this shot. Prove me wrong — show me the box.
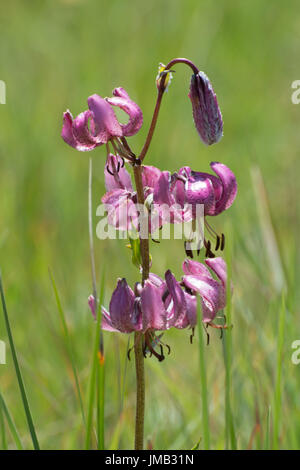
[180,257,227,326]
[61,87,143,152]
[153,162,237,257]
[102,155,164,233]
[88,270,187,361]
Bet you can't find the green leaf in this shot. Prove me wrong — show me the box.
[0,272,40,450]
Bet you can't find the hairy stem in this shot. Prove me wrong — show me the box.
[133,165,150,282]
[134,332,145,450]
[139,88,164,163]
[132,164,149,450]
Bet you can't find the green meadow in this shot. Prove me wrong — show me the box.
[0,0,300,450]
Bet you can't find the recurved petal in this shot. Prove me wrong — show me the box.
[142,165,162,190]
[153,171,173,206]
[106,87,143,137]
[72,110,99,147]
[104,154,133,191]
[88,94,122,142]
[205,257,227,287]
[182,259,212,278]
[205,257,228,309]
[165,270,186,321]
[175,292,197,329]
[141,280,167,331]
[88,294,96,319]
[102,189,138,231]
[185,292,197,327]
[62,110,97,151]
[185,172,215,212]
[88,296,119,331]
[109,278,137,333]
[148,273,165,288]
[101,306,120,332]
[182,274,222,322]
[210,162,237,215]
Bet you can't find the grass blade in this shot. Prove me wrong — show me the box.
[0,272,40,450]
[264,405,271,450]
[85,272,105,449]
[197,296,210,449]
[0,393,7,449]
[272,294,286,449]
[222,237,237,450]
[97,274,105,450]
[97,342,105,449]
[0,392,23,450]
[49,269,86,426]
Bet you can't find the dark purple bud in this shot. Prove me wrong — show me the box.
[188,71,223,145]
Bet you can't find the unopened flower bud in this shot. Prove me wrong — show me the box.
[188,71,223,145]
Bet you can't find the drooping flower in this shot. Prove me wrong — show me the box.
[189,71,223,145]
[88,257,229,357]
[61,87,143,152]
[153,162,237,257]
[180,257,228,325]
[102,155,166,234]
[177,162,237,217]
[88,270,187,361]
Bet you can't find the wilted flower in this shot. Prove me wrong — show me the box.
[189,71,223,145]
[89,270,187,361]
[61,87,143,152]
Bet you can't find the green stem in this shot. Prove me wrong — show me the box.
[134,332,145,450]
[139,58,199,162]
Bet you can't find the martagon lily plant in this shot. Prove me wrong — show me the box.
[61,58,237,450]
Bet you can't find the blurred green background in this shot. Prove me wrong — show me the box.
[0,0,300,449]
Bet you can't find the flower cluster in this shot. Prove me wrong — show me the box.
[88,257,227,360]
[62,58,237,361]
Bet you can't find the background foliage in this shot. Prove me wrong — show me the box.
[0,0,299,449]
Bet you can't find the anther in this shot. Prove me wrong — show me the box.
[162,289,169,303]
[127,346,133,361]
[106,165,114,176]
[204,240,211,257]
[215,235,220,251]
[204,325,210,346]
[221,233,225,251]
[184,241,193,259]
